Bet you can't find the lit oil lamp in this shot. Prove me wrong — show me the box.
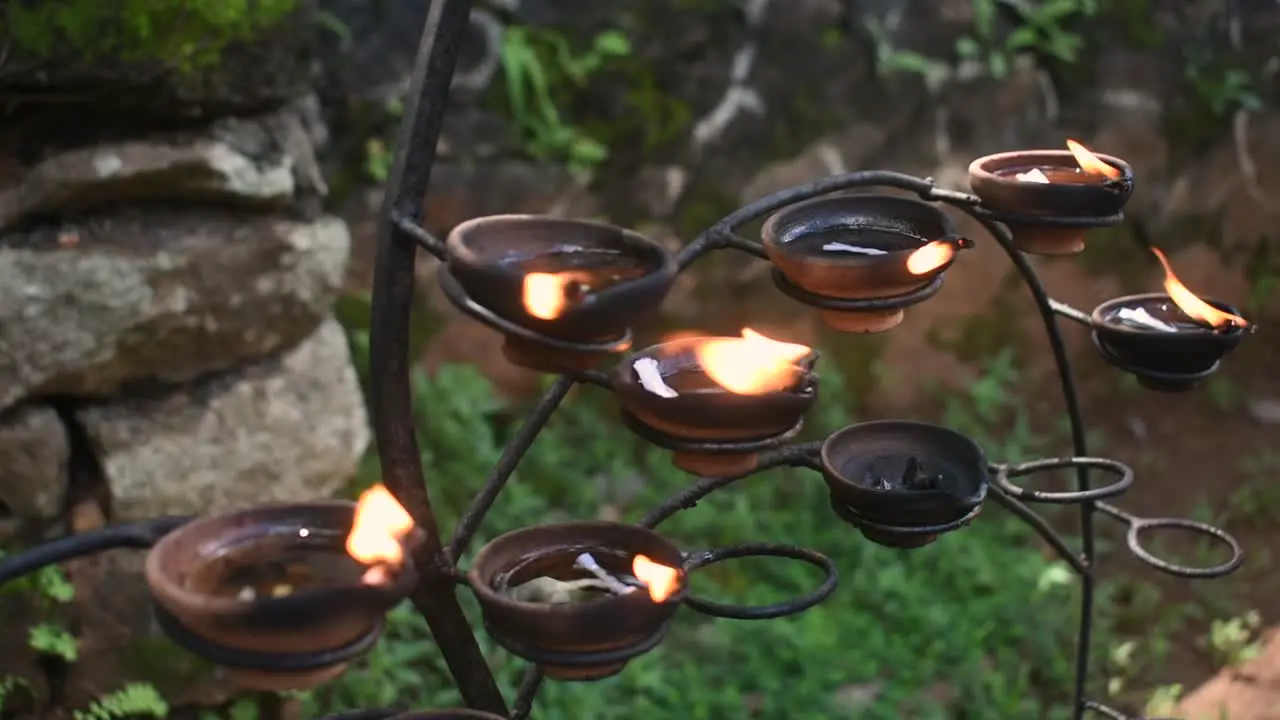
[1090,246,1253,391]
[613,328,818,476]
[443,215,677,372]
[820,421,989,549]
[762,194,972,332]
[144,486,422,691]
[468,521,686,681]
[968,139,1134,255]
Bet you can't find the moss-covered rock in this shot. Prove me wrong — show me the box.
[2,0,311,122]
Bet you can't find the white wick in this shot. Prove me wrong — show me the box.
[1115,307,1180,332]
[633,357,679,398]
[573,553,636,595]
[821,242,887,255]
[1015,168,1051,184]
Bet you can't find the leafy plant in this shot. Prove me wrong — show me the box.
[497,26,633,178]
[72,683,169,720]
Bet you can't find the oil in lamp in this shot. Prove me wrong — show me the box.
[144,486,422,690]
[613,329,817,475]
[820,421,989,548]
[442,214,677,372]
[468,521,685,681]
[761,194,971,332]
[1090,245,1252,391]
[968,139,1134,255]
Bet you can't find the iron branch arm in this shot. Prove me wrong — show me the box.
[986,485,1089,576]
[0,516,192,586]
[639,442,822,529]
[446,376,578,562]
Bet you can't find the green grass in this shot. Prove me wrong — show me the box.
[303,337,1081,719]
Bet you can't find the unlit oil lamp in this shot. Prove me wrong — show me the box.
[442,215,677,372]
[820,421,989,548]
[144,486,422,691]
[1090,246,1253,391]
[468,521,685,681]
[969,139,1134,255]
[613,329,817,475]
[761,194,971,333]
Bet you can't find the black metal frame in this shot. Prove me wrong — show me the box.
[0,2,1246,719]
[352,2,1246,718]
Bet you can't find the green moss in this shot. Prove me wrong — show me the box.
[8,0,297,72]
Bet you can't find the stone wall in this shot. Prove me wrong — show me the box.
[0,64,370,709]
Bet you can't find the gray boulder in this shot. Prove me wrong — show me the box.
[0,210,350,412]
[76,318,370,520]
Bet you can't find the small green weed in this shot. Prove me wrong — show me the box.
[72,682,169,720]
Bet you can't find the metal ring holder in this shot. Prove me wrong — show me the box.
[1097,503,1243,579]
[155,607,384,671]
[769,267,944,311]
[487,625,670,669]
[620,411,807,456]
[830,499,985,537]
[993,457,1135,504]
[681,543,839,620]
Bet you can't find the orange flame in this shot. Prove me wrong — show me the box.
[1150,247,1248,330]
[522,272,590,320]
[1065,139,1122,180]
[632,555,680,603]
[906,241,956,275]
[346,485,416,584]
[693,328,812,395]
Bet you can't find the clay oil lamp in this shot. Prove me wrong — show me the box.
[761,194,972,333]
[144,486,422,691]
[443,215,677,372]
[1091,246,1254,392]
[468,521,685,681]
[968,139,1134,255]
[612,328,818,476]
[820,421,988,549]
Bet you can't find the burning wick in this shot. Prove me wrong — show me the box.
[1150,247,1249,331]
[694,328,811,396]
[346,485,415,585]
[573,553,636,596]
[906,237,971,276]
[522,272,590,320]
[1066,139,1123,180]
[631,555,680,603]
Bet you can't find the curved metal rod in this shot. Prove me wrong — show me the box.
[510,668,542,720]
[1049,298,1099,329]
[446,376,576,562]
[638,443,822,529]
[946,208,1099,720]
[391,211,447,260]
[674,171,946,270]
[0,516,192,586]
[367,0,507,712]
[987,486,1088,576]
